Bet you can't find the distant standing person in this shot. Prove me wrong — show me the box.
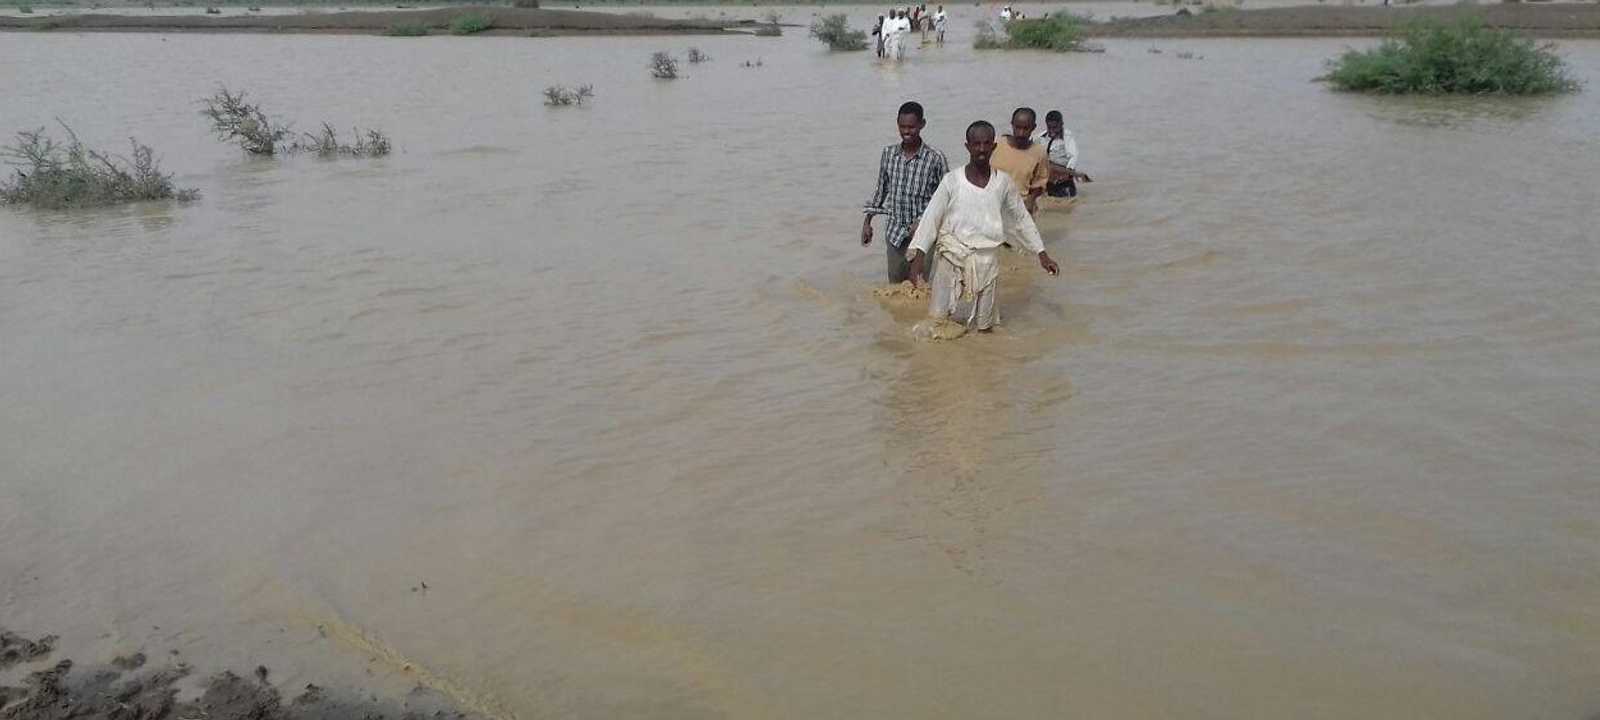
[872,14,886,57]
[883,10,906,61]
[989,106,1049,213]
[1039,109,1091,197]
[863,101,950,283]
[906,120,1060,332]
[934,4,947,44]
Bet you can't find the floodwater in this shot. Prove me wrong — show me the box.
[2,19,1598,720]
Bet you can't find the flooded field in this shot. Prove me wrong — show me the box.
[2,21,1598,720]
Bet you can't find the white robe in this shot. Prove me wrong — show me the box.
[907,167,1045,328]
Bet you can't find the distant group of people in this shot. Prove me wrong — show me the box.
[862,102,1091,332]
[872,4,948,59]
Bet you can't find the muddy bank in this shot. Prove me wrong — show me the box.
[0,629,479,720]
[0,5,755,34]
[1091,3,1600,37]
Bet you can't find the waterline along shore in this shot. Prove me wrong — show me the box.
[4,4,1598,37]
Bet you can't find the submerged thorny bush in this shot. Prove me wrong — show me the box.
[686,47,710,64]
[543,84,595,106]
[1322,19,1580,94]
[201,86,289,155]
[809,14,867,51]
[650,51,680,79]
[295,123,393,157]
[0,122,198,209]
[201,87,392,157]
[976,14,1086,51]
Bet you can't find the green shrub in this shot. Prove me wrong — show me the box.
[808,13,867,51]
[686,46,709,63]
[449,12,492,34]
[1322,19,1579,94]
[384,21,429,35]
[18,3,33,12]
[0,123,198,209]
[977,14,1085,51]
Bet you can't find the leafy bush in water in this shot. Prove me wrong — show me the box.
[449,12,492,34]
[0,123,198,209]
[18,3,33,12]
[976,14,1085,51]
[201,86,289,155]
[809,14,867,51]
[1322,19,1579,94]
[686,47,710,63]
[650,51,680,79]
[543,84,594,106]
[384,21,429,35]
[754,23,781,36]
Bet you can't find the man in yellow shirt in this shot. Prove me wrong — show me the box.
[988,107,1049,214]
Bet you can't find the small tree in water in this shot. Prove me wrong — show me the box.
[809,14,867,51]
[650,51,680,79]
[686,47,710,64]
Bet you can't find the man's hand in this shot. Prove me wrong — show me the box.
[1075,170,1093,183]
[861,217,874,246]
[908,249,927,287]
[1038,251,1059,276]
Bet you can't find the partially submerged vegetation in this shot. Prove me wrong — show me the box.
[0,122,197,209]
[1322,19,1579,94]
[543,83,594,106]
[201,86,391,157]
[809,13,867,51]
[686,46,709,63]
[976,14,1087,51]
[650,50,679,78]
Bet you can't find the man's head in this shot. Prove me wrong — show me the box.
[965,121,997,168]
[1010,107,1037,140]
[1045,109,1063,137]
[897,101,926,146]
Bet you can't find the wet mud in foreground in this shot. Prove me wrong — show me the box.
[0,629,477,720]
[1091,3,1600,37]
[0,5,754,35]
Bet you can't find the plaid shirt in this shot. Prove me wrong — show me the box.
[864,141,949,249]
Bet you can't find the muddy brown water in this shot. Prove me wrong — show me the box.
[2,21,1598,720]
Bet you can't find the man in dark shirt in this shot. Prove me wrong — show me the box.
[862,101,949,283]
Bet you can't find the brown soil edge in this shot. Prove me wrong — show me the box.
[1087,4,1600,38]
[0,5,757,35]
[0,628,485,720]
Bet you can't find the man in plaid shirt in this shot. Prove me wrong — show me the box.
[862,101,949,283]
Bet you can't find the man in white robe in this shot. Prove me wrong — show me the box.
[907,120,1060,331]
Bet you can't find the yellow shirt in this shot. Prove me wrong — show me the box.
[990,137,1049,198]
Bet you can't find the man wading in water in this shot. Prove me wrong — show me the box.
[906,121,1059,333]
[863,101,949,283]
[988,107,1050,214]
